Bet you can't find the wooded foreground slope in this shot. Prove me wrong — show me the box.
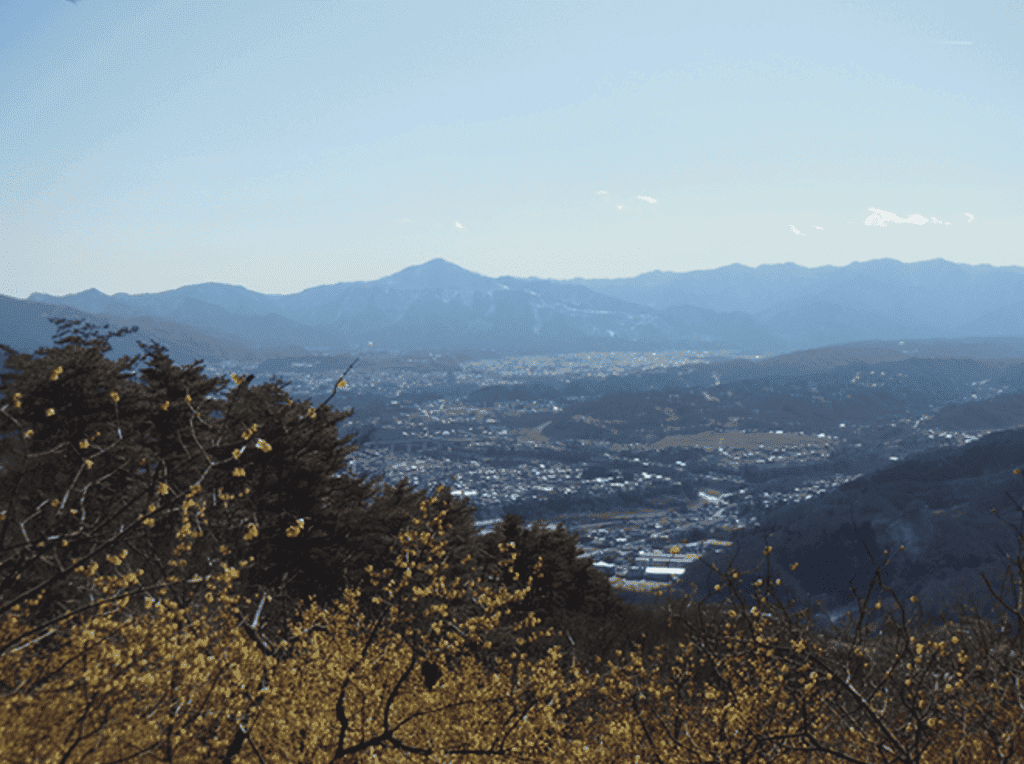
[2,320,1024,763]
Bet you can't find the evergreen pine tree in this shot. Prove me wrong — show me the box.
[0,319,483,653]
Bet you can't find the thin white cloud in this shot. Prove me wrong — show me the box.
[595,190,608,195]
[814,226,823,230]
[936,40,972,45]
[789,225,805,236]
[863,207,953,227]
[399,217,412,224]
[616,204,624,210]
[965,212,975,223]
[637,195,657,204]
[454,221,464,229]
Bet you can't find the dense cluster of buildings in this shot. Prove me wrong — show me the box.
[195,353,1014,593]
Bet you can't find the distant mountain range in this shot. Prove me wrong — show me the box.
[4,257,1024,369]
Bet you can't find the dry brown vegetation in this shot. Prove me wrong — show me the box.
[2,321,1024,762]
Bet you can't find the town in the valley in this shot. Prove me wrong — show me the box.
[197,346,1022,604]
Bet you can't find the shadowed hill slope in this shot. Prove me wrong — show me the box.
[669,425,1024,636]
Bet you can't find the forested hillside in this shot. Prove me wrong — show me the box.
[3,319,1024,762]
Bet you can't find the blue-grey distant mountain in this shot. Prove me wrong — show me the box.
[574,258,1024,345]
[0,293,310,375]
[6,257,1024,368]
[15,258,784,362]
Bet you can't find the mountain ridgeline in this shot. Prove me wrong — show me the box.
[4,259,1024,640]
[6,256,1024,368]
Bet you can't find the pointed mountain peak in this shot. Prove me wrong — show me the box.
[379,258,494,291]
[59,287,108,299]
[29,287,109,300]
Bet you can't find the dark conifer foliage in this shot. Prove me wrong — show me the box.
[1,319,163,630]
[475,514,633,667]
[1,318,635,671]
[10,322,1024,761]
[0,319,482,652]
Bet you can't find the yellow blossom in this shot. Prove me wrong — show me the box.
[45,408,55,417]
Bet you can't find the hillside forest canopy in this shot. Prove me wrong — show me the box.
[1,319,1024,762]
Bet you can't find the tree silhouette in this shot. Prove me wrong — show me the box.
[0,319,482,653]
[5,318,1024,761]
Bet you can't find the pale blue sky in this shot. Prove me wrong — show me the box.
[2,1,1021,299]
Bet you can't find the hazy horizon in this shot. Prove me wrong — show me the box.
[16,255,1024,301]
[3,1,1021,300]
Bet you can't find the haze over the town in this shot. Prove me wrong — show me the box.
[2,0,1022,299]
[8,7,1024,743]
